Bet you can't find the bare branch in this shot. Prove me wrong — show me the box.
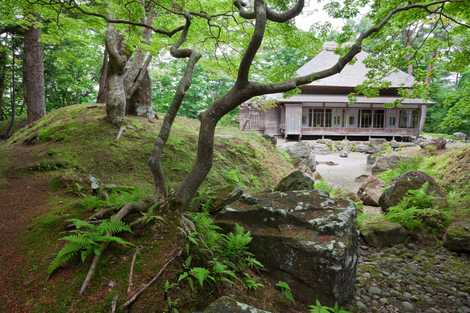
[254,0,457,95]
[236,0,267,84]
[148,14,202,197]
[234,0,305,23]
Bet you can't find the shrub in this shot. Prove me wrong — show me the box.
[178,213,263,291]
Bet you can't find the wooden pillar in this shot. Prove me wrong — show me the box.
[371,109,375,128]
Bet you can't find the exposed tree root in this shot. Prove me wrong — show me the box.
[111,294,118,313]
[120,248,182,310]
[79,201,150,295]
[127,247,141,296]
[115,126,126,141]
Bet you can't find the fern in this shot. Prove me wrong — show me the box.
[178,212,263,295]
[48,218,133,275]
[276,281,295,303]
[308,300,350,313]
[385,183,450,233]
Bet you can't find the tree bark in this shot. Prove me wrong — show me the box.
[3,37,16,138]
[105,24,128,126]
[0,47,6,120]
[96,48,109,103]
[148,15,200,198]
[23,27,45,124]
[124,51,152,116]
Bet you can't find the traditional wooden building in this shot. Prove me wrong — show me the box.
[240,42,428,140]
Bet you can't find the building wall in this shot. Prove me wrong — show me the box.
[240,102,424,138]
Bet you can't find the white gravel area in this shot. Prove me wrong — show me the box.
[316,152,371,193]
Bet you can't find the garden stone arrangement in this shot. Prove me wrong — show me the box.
[215,189,358,306]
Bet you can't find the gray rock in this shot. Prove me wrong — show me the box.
[275,170,315,192]
[444,221,470,253]
[453,132,467,141]
[367,154,377,166]
[357,176,384,206]
[371,155,402,174]
[356,144,370,153]
[401,301,415,312]
[340,151,348,158]
[312,143,330,154]
[379,171,447,210]
[419,138,447,150]
[217,190,358,306]
[390,140,400,149]
[203,296,271,313]
[359,218,408,248]
[281,142,316,172]
[369,286,382,295]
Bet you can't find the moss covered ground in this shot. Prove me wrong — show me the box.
[0,104,294,313]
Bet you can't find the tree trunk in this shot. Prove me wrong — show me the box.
[3,37,16,138]
[96,48,109,104]
[124,51,152,116]
[105,25,128,126]
[0,47,6,120]
[23,27,45,124]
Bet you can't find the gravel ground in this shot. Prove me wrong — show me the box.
[315,152,370,193]
[354,243,470,313]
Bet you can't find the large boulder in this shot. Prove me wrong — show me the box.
[355,144,370,153]
[419,138,447,151]
[216,190,358,306]
[281,142,316,172]
[275,170,315,192]
[357,176,384,206]
[371,155,402,174]
[379,171,447,210]
[359,216,408,248]
[203,296,270,313]
[453,132,467,141]
[444,221,470,253]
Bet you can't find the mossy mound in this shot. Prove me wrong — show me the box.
[5,104,293,201]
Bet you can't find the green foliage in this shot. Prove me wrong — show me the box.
[276,281,295,303]
[178,213,263,291]
[78,188,145,211]
[385,183,450,233]
[314,180,334,194]
[48,218,132,275]
[379,157,423,185]
[309,300,350,313]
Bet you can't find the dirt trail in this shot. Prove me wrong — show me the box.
[0,148,51,312]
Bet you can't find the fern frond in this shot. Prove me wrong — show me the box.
[98,219,132,235]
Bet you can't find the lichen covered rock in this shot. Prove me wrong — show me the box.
[444,221,470,253]
[357,176,384,206]
[371,155,402,174]
[359,217,408,248]
[202,296,271,313]
[379,171,447,210]
[216,190,358,306]
[275,170,315,192]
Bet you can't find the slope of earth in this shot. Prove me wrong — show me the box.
[0,104,294,313]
